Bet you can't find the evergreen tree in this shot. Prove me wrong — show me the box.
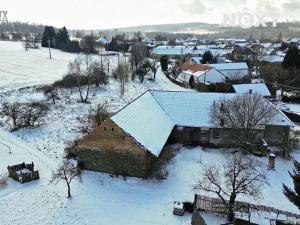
[282,46,300,70]
[283,160,300,209]
[202,51,213,64]
[66,40,81,53]
[41,26,56,48]
[81,35,97,54]
[56,26,70,50]
[107,37,120,52]
[0,32,8,40]
[160,56,168,71]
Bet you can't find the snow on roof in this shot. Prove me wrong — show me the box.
[289,38,299,43]
[151,91,232,128]
[233,83,271,97]
[191,57,203,64]
[209,62,248,71]
[111,91,175,157]
[181,61,209,73]
[180,62,226,80]
[112,91,293,156]
[260,55,284,63]
[151,46,192,56]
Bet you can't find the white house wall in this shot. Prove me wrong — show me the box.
[197,68,226,84]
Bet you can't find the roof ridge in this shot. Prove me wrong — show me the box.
[111,90,150,117]
[149,91,177,125]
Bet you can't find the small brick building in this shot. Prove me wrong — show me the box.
[78,91,294,178]
[78,118,155,178]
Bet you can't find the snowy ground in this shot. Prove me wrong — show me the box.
[0,41,299,225]
[1,142,300,225]
[0,41,78,92]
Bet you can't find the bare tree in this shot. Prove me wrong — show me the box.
[1,102,48,130]
[44,85,59,104]
[23,34,31,51]
[79,102,110,135]
[194,153,268,222]
[113,62,129,97]
[135,67,148,83]
[130,43,148,75]
[67,55,92,103]
[91,61,108,87]
[210,93,276,148]
[23,33,39,51]
[171,65,182,79]
[1,102,22,130]
[50,160,82,198]
[20,102,48,127]
[149,59,160,79]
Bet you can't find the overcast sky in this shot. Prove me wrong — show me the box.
[1,0,300,29]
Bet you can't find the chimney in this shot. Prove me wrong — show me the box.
[268,154,276,170]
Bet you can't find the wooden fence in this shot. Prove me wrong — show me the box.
[194,195,300,219]
[7,162,40,183]
[194,195,250,215]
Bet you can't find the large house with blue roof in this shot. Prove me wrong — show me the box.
[78,90,294,178]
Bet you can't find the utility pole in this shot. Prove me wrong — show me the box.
[47,38,52,59]
[106,42,110,73]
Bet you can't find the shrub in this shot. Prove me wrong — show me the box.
[65,139,80,159]
[20,102,49,127]
[77,161,85,170]
[183,201,194,213]
[53,74,89,88]
[79,103,110,135]
[1,102,49,130]
[0,173,8,189]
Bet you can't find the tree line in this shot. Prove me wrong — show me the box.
[260,44,300,88]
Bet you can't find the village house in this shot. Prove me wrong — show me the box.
[151,45,192,58]
[177,61,249,86]
[78,91,293,178]
[178,61,228,86]
[209,62,249,81]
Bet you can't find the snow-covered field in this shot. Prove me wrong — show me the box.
[0,41,299,225]
[0,41,78,92]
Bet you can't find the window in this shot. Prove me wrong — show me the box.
[111,128,114,131]
[220,119,224,127]
[212,129,220,139]
[104,127,106,131]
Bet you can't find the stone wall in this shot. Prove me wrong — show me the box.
[78,118,155,178]
[78,149,153,178]
[264,125,290,147]
[78,119,291,178]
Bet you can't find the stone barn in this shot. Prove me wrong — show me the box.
[78,91,294,178]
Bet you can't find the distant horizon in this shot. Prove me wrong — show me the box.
[2,0,300,30]
[3,19,300,32]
